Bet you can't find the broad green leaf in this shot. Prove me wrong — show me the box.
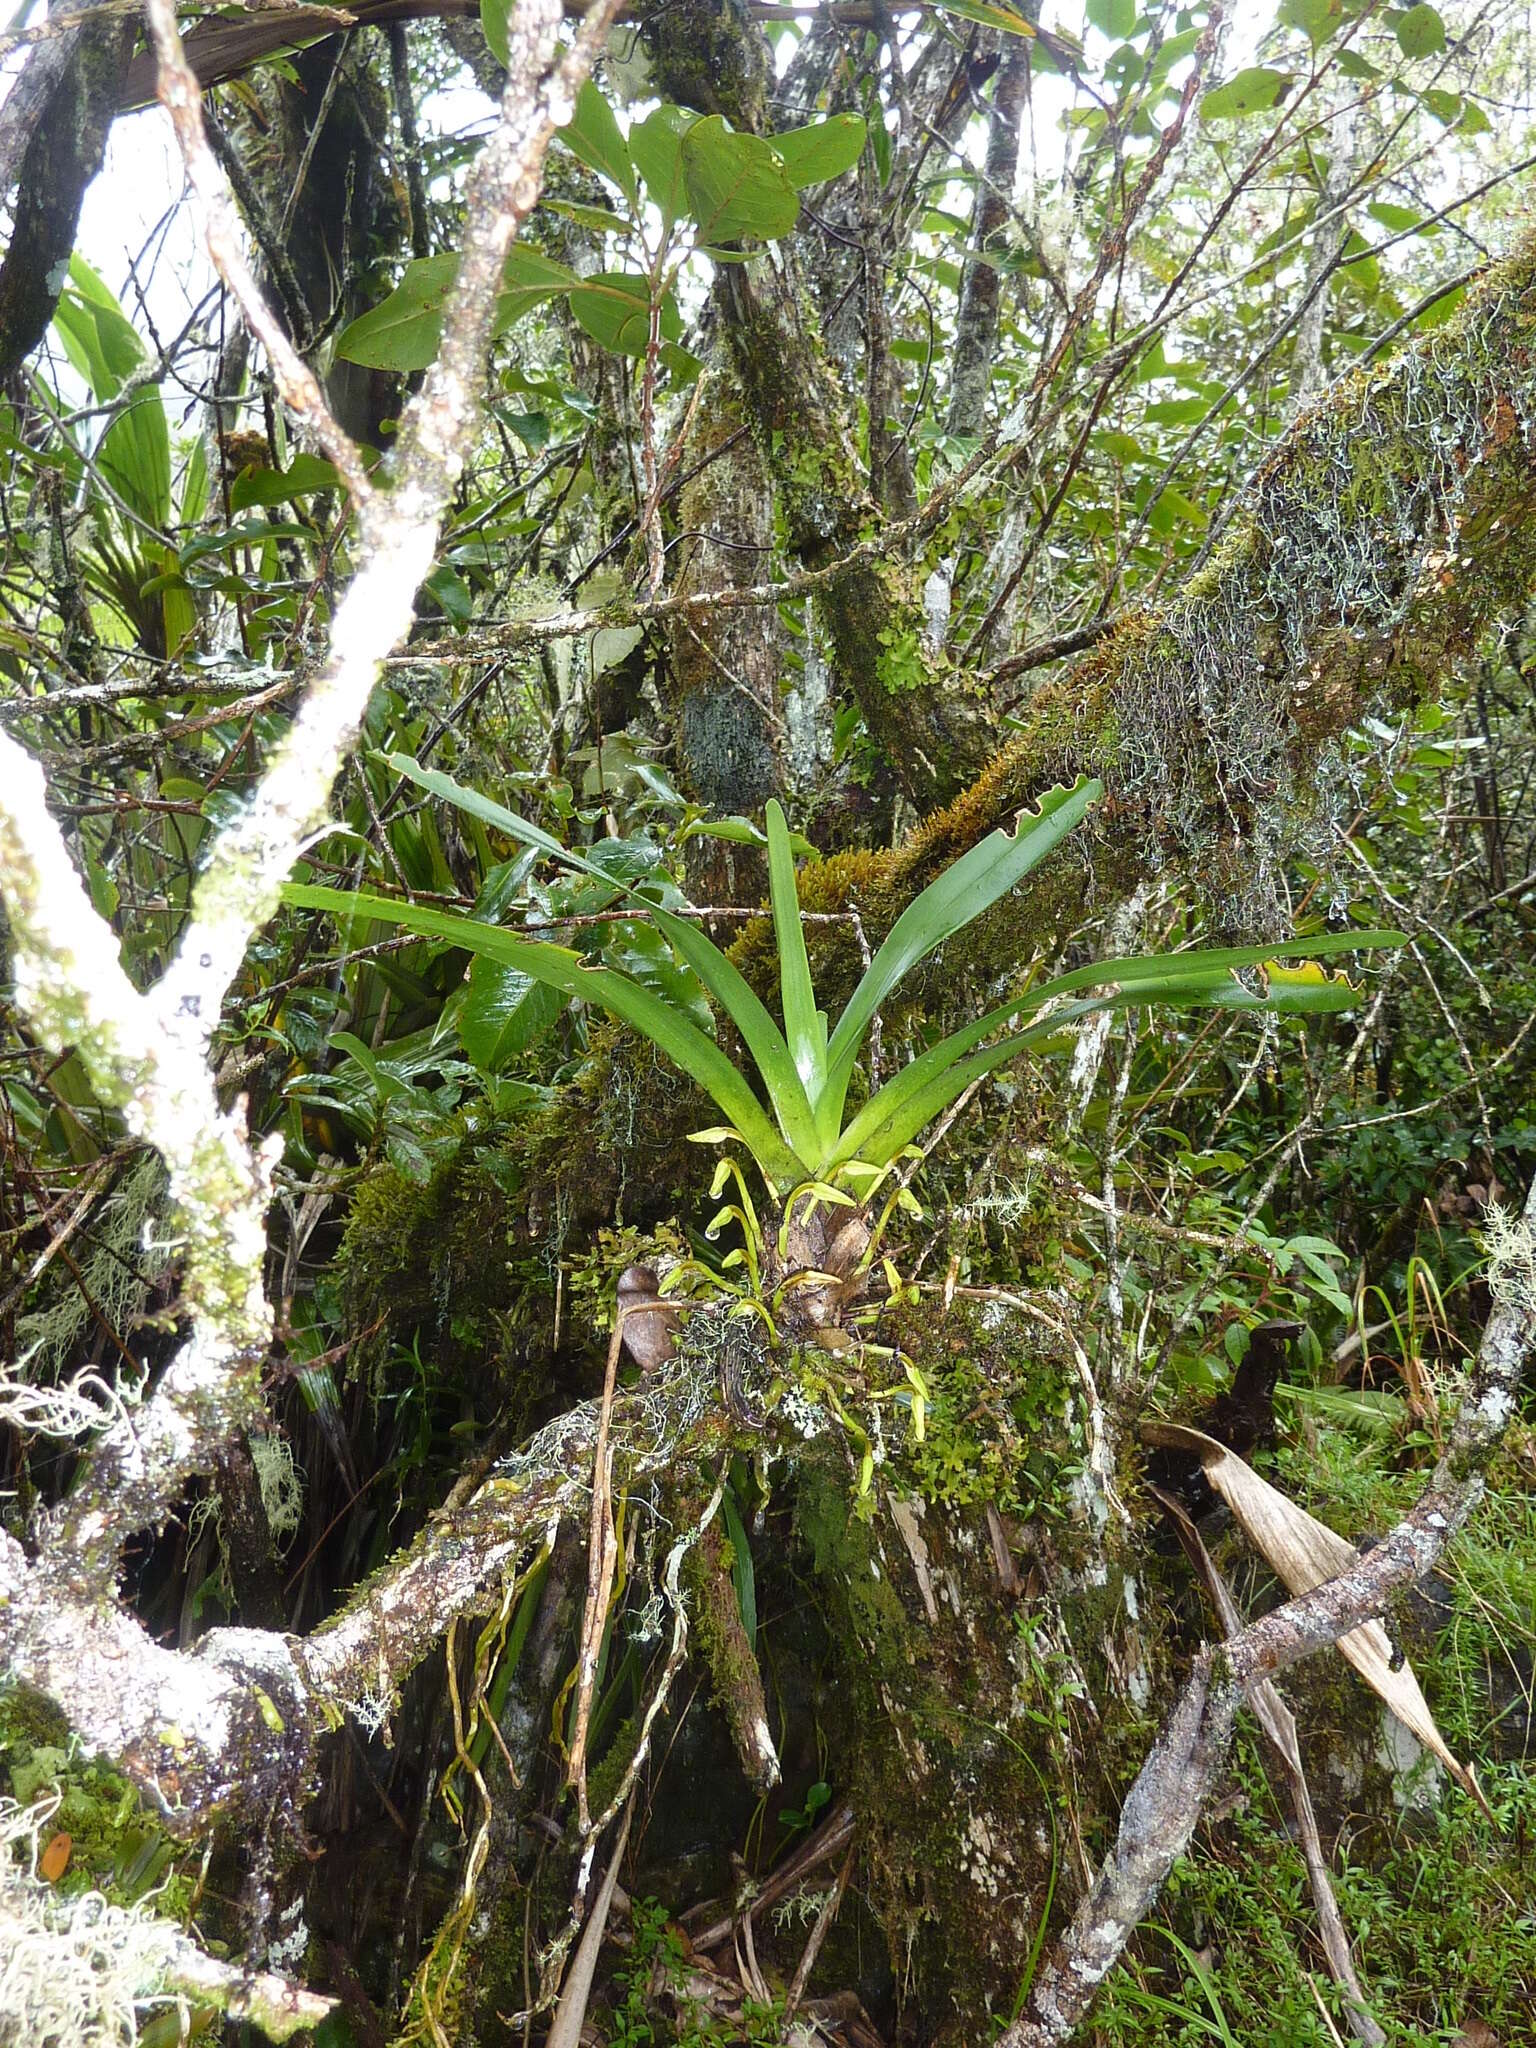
[650,902,820,1166]
[628,105,694,235]
[1278,0,1344,47]
[557,80,637,205]
[178,431,209,529]
[54,263,170,531]
[1394,2,1445,57]
[282,883,804,1188]
[54,256,145,391]
[98,392,172,531]
[336,252,457,370]
[569,273,681,355]
[681,117,800,242]
[1014,929,1406,1008]
[680,816,817,856]
[765,800,824,1102]
[480,0,510,67]
[1201,68,1294,121]
[542,197,635,236]
[230,453,342,511]
[1086,0,1135,36]
[337,247,576,371]
[771,113,867,189]
[817,779,1101,1140]
[1367,199,1430,234]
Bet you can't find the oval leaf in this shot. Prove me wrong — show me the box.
[460,957,565,1071]
[773,113,867,189]
[1395,2,1446,57]
[681,116,800,243]
[1201,67,1294,120]
[558,80,638,205]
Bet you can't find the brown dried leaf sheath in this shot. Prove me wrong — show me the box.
[1143,1420,1490,1817]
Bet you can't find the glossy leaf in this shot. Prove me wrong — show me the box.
[459,958,566,1074]
[480,0,510,66]
[230,454,343,511]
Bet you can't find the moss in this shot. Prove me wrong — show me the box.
[523,1020,710,1237]
[684,1521,776,1788]
[640,0,770,129]
[339,1122,522,1384]
[0,1686,196,1919]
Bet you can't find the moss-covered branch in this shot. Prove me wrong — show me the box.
[642,0,993,808]
[743,226,1536,1007]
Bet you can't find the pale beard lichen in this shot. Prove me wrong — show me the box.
[1482,1201,1536,1317]
[0,1794,189,2047]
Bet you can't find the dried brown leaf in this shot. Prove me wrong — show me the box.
[1143,1421,1491,1818]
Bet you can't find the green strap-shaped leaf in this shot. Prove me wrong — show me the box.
[829,936,1404,1174]
[384,755,819,1162]
[282,883,804,1189]
[817,777,1101,1139]
[650,905,820,1164]
[765,799,823,1100]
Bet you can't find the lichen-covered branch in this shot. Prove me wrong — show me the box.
[0,1336,732,1833]
[0,1792,334,2044]
[997,1178,1536,2048]
[0,0,629,1840]
[753,222,1536,1006]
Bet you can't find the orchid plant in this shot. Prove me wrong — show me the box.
[285,760,1401,1218]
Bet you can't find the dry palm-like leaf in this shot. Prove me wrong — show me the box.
[1142,1420,1491,1819]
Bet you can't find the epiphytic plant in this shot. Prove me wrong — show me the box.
[287,758,1402,1210]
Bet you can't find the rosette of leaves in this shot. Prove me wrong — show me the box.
[285,760,1403,1215]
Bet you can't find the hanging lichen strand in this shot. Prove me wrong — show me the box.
[757,233,1536,1010]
